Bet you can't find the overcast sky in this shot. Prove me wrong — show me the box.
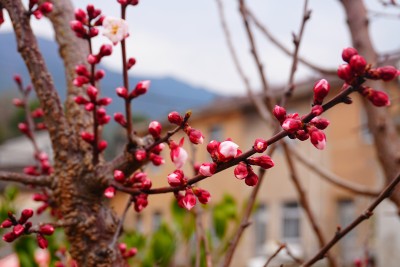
[1,0,400,95]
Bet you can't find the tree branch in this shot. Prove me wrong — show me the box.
[289,146,380,197]
[0,171,51,187]
[302,171,400,266]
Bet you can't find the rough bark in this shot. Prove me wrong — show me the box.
[1,1,127,265]
[340,0,400,210]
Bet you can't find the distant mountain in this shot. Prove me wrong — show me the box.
[0,32,219,120]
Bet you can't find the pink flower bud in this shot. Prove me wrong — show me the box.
[35,123,47,131]
[13,224,25,236]
[149,153,165,166]
[116,87,128,98]
[124,248,138,258]
[98,140,108,152]
[349,55,367,75]
[182,190,196,210]
[168,111,183,125]
[99,44,113,57]
[337,64,354,82]
[341,47,358,62]
[114,113,127,127]
[247,155,275,169]
[366,90,390,107]
[217,140,239,162]
[31,108,44,118]
[13,74,22,85]
[313,79,330,105]
[131,80,150,98]
[74,8,87,22]
[36,234,48,249]
[12,98,25,107]
[295,130,309,141]
[273,105,287,123]
[311,105,323,116]
[2,232,17,243]
[119,243,127,254]
[282,118,302,133]
[310,129,326,150]
[141,178,152,190]
[377,66,398,81]
[193,187,211,204]
[87,54,99,65]
[39,224,54,235]
[70,20,85,33]
[97,97,112,106]
[188,128,204,144]
[39,2,53,14]
[85,103,95,111]
[234,162,248,180]
[167,170,186,187]
[207,140,220,154]
[253,138,268,153]
[95,69,106,80]
[1,219,13,228]
[148,121,162,138]
[114,170,125,182]
[151,143,165,154]
[81,132,94,143]
[20,209,34,223]
[73,76,90,87]
[33,10,43,19]
[245,170,259,186]
[133,194,148,212]
[135,149,147,162]
[86,85,98,101]
[18,122,30,136]
[198,162,217,177]
[311,117,330,130]
[89,27,99,38]
[127,57,136,69]
[24,166,39,176]
[104,186,116,198]
[75,64,89,76]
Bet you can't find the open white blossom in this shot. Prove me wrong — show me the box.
[103,16,129,45]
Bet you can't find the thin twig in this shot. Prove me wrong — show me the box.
[109,196,133,249]
[289,147,380,197]
[245,7,337,76]
[263,243,286,267]
[0,171,51,187]
[284,244,304,264]
[302,171,400,266]
[281,141,338,267]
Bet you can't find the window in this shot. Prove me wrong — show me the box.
[254,203,268,255]
[282,202,300,242]
[209,125,223,142]
[152,211,162,231]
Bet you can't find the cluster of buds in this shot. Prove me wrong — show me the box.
[168,111,204,145]
[174,187,211,211]
[234,154,275,186]
[70,5,104,39]
[118,243,138,259]
[106,170,153,200]
[23,152,53,176]
[274,104,329,150]
[115,80,151,103]
[338,47,398,107]
[28,0,53,20]
[1,210,54,249]
[117,0,139,7]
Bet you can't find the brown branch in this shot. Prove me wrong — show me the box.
[245,7,337,76]
[238,0,272,110]
[284,244,304,264]
[281,141,338,267]
[341,0,400,211]
[263,243,286,267]
[215,0,270,123]
[302,171,400,266]
[1,0,71,160]
[289,147,380,197]
[0,171,51,187]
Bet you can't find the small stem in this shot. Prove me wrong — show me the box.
[263,243,285,267]
[110,196,132,248]
[0,171,51,187]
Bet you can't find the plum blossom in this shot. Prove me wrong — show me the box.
[103,16,129,45]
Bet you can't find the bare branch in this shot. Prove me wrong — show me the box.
[0,171,51,187]
[302,171,400,266]
[263,243,285,267]
[244,8,337,76]
[289,147,380,197]
[281,141,338,267]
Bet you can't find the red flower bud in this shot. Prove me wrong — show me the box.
[273,105,287,123]
[124,248,138,258]
[97,97,112,106]
[104,186,116,198]
[367,90,390,107]
[337,64,354,82]
[113,170,125,182]
[81,132,94,143]
[89,27,99,38]
[188,128,204,145]
[33,10,43,19]
[36,234,48,249]
[114,112,127,127]
[99,44,113,57]
[148,121,162,138]
[192,187,211,204]
[95,69,106,80]
[247,155,274,169]
[377,66,398,81]
[39,2,53,14]
[341,47,358,62]
[18,122,30,136]
[20,209,34,223]
[127,57,136,69]
[13,224,25,236]
[85,103,95,111]
[87,54,99,65]
[116,87,129,99]
[198,162,217,177]
[131,80,150,98]
[86,85,98,101]
[2,232,17,243]
[313,79,330,105]
[253,138,268,153]
[1,219,13,228]
[31,108,44,118]
[73,76,90,87]
[39,224,54,235]
[75,64,89,76]
[167,169,186,187]
[245,169,258,186]
[349,55,367,75]
[168,111,183,125]
[282,118,302,133]
[309,128,326,150]
[135,149,147,162]
[98,140,108,152]
[13,74,23,86]
[311,105,323,116]
[149,153,165,166]
[234,162,248,180]
[311,117,330,130]
[295,130,309,141]
[74,8,87,22]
